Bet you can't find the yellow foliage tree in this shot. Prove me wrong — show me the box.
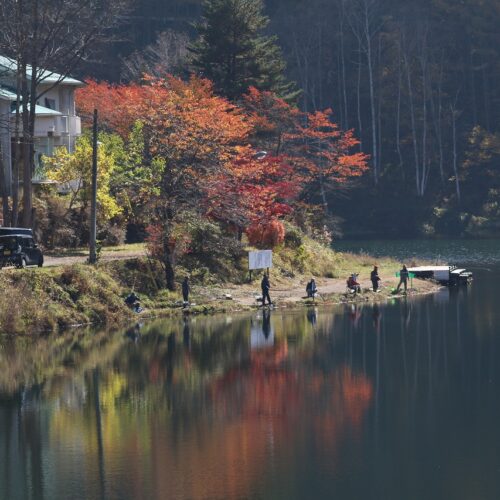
[43,136,122,220]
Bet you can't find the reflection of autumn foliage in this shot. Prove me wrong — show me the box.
[165,347,373,499]
[136,341,374,500]
[35,323,374,500]
[340,366,374,429]
[211,342,373,428]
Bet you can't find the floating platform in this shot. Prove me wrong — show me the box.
[408,266,473,286]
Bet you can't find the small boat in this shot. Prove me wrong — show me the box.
[408,265,473,286]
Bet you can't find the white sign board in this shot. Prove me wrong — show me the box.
[249,250,273,270]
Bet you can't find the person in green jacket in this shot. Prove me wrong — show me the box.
[396,265,409,293]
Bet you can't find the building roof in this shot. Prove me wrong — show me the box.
[0,86,17,101]
[0,55,83,86]
[408,266,450,272]
[12,104,62,116]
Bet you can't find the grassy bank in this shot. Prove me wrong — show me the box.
[0,265,131,334]
[0,236,418,335]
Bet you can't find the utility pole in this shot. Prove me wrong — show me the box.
[89,108,98,264]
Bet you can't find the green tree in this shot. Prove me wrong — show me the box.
[190,0,297,100]
[43,136,122,222]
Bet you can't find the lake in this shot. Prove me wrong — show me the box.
[1,241,500,500]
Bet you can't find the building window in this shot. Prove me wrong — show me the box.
[44,98,56,110]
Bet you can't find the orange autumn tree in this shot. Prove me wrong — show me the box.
[76,79,146,137]
[205,147,300,247]
[78,76,253,290]
[139,76,253,289]
[243,88,369,214]
[76,77,369,289]
[285,109,369,212]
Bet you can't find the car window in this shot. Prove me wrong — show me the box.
[0,237,19,250]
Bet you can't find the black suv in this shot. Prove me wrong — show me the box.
[0,228,44,268]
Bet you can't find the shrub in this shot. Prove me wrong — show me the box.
[284,226,303,249]
[98,223,126,246]
[246,220,285,248]
[293,244,309,272]
[34,192,83,248]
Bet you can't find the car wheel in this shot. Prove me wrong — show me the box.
[38,258,43,268]
[17,257,27,269]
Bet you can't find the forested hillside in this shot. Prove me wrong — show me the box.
[95,0,500,238]
[44,0,500,238]
[266,0,500,237]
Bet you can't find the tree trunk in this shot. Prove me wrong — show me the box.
[356,43,363,150]
[429,52,445,184]
[21,62,32,228]
[420,42,428,197]
[163,248,176,291]
[22,0,39,228]
[339,2,349,129]
[12,58,23,227]
[0,149,10,226]
[161,213,177,290]
[319,175,329,215]
[376,31,382,176]
[451,103,461,202]
[363,1,378,184]
[21,116,33,227]
[403,44,420,195]
[481,58,491,131]
[396,38,404,181]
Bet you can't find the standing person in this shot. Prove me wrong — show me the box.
[182,276,190,304]
[396,265,409,293]
[371,266,381,292]
[261,273,272,306]
[306,278,317,298]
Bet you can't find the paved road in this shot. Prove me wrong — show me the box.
[44,248,147,267]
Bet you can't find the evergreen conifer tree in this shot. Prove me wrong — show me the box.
[190,0,297,101]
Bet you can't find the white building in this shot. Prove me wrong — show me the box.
[0,55,83,194]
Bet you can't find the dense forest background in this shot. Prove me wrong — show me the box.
[88,0,500,238]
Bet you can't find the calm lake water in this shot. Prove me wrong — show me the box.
[1,241,500,500]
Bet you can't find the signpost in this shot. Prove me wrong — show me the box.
[248,250,273,281]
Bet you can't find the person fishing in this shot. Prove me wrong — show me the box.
[396,265,409,294]
[182,276,190,304]
[347,273,361,294]
[261,273,272,306]
[371,266,381,292]
[306,278,318,298]
[124,292,142,312]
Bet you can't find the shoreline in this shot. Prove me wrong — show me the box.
[0,251,443,335]
[148,275,443,318]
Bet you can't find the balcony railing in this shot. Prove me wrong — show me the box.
[31,115,82,137]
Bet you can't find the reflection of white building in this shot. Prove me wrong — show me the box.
[0,55,83,193]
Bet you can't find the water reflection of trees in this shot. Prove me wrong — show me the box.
[0,328,125,397]
[2,294,500,499]
[0,310,372,499]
